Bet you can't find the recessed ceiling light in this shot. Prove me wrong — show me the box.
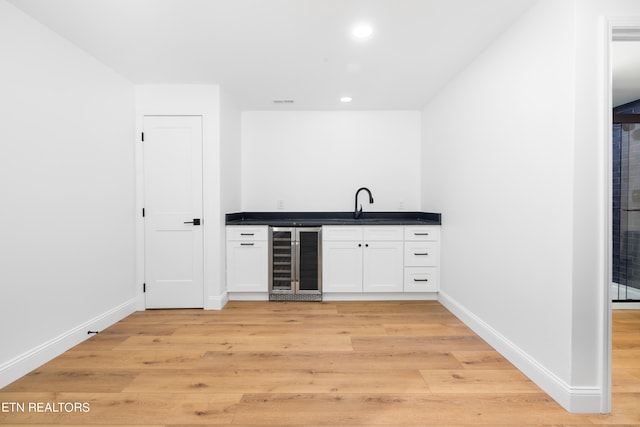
[352,24,373,39]
[340,96,352,103]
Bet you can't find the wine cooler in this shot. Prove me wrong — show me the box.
[269,227,322,301]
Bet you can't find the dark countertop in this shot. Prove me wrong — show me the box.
[225,211,441,226]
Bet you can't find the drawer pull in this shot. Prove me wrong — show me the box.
[240,233,255,236]
[414,252,429,256]
[240,243,254,246]
[413,278,429,282]
[414,232,430,236]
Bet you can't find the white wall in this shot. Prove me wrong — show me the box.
[241,111,421,212]
[422,0,579,411]
[423,0,640,414]
[0,0,136,387]
[219,88,242,294]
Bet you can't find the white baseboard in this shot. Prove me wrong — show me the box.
[612,302,640,310]
[206,293,230,310]
[0,298,137,389]
[437,291,603,414]
[227,292,268,302]
[323,292,439,301]
[223,292,439,302]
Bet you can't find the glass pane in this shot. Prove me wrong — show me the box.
[298,231,319,291]
[613,121,640,301]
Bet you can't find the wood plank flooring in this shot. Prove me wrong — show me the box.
[0,301,638,426]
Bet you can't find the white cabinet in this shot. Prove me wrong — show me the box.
[226,226,268,292]
[226,223,441,298]
[323,240,363,292]
[403,225,440,293]
[323,226,404,293]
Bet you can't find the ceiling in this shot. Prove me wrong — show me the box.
[7,0,544,110]
[8,0,640,110]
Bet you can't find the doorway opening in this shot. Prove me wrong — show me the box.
[612,110,640,303]
[611,28,640,308]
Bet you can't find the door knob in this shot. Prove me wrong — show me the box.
[184,218,201,225]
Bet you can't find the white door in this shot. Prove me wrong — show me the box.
[143,116,204,308]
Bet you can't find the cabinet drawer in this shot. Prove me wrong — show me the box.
[404,267,439,292]
[323,226,363,241]
[363,226,404,241]
[404,226,440,241]
[227,226,268,241]
[404,242,439,266]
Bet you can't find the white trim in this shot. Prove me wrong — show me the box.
[601,15,614,415]
[567,387,606,414]
[438,291,602,414]
[602,15,640,414]
[0,298,137,389]
[224,292,439,302]
[227,292,268,302]
[613,302,640,309]
[135,115,146,311]
[206,293,230,309]
[319,292,438,301]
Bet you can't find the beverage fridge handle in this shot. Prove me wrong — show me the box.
[294,239,300,286]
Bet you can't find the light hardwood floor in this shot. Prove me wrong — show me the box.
[0,301,638,426]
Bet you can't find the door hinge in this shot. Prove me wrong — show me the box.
[142,208,145,217]
[141,132,144,142]
[143,283,146,293]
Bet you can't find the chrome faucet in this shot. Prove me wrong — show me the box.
[354,187,374,219]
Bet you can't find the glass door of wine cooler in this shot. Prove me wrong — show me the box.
[296,228,321,295]
[269,227,322,301]
[270,228,294,293]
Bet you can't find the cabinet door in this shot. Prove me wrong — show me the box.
[227,241,268,292]
[322,241,363,292]
[363,241,404,292]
